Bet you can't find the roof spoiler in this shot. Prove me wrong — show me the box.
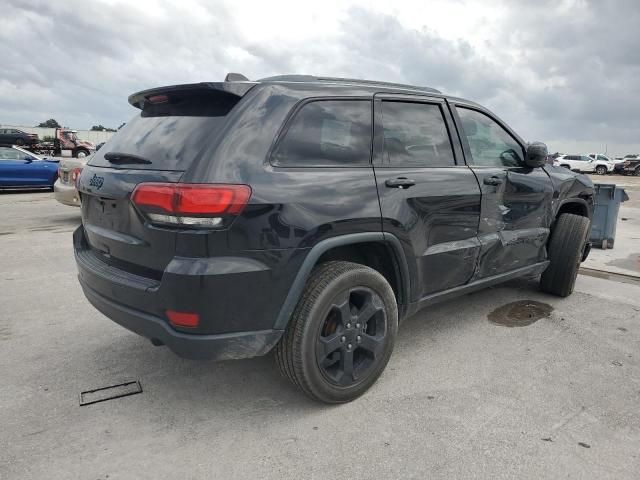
[128,80,257,109]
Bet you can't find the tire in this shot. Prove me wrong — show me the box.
[15,138,25,146]
[540,213,591,297]
[595,165,607,175]
[634,167,640,177]
[275,261,398,403]
[560,164,570,169]
[75,149,89,158]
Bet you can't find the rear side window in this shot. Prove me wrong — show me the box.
[271,100,372,167]
[88,90,241,171]
[380,101,455,167]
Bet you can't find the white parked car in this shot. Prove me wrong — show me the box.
[588,153,623,169]
[54,155,89,206]
[554,154,612,175]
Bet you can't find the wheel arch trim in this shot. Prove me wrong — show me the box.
[273,232,410,330]
[556,198,592,220]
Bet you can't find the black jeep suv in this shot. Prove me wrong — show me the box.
[74,74,594,403]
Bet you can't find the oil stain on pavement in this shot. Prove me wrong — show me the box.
[607,253,640,273]
[488,300,553,327]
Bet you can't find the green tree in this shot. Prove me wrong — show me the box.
[91,125,116,132]
[37,119,61,128]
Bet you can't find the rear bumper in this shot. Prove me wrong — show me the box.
[80,280,282,360]
[74,226,293,360]
[54,180,80,206]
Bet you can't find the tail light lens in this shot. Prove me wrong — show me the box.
[72,168,82,187]
[131,183,251,229]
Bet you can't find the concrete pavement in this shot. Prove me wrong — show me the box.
[1,189,639,479]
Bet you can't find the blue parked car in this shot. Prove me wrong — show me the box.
[0,145,59,190]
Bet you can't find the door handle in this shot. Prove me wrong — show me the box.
[385,177,416,189]
[483,176,503,186]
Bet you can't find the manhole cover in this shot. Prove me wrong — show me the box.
[488,300,553,327]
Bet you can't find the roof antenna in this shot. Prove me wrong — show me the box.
[225,73,250,82]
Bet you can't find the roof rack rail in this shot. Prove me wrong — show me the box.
[258,74,441,94]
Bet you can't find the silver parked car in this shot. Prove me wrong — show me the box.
[54,156,88,206]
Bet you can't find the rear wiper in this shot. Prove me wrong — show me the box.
[104,152,152,165]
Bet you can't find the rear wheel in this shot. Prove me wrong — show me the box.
[634,167,640,177]
[540,213,591,297]
[275,261,398,403]
[595,165,607,175]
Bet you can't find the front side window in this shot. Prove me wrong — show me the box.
[457,107,523,168]
[272,100,372,167]
[380,101,455,167]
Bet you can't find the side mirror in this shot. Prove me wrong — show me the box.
[525,142,548,168]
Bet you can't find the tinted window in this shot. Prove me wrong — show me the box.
[89,91,240,171]
[272,100,371,167]
[457,108,523,167]
[381,102,454,167]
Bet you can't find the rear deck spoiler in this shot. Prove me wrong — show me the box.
[128,81,258,109]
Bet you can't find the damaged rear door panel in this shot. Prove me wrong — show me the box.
[450,102,555,279]
[372,94,482,299]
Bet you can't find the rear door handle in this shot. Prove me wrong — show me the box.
[483,176,503,186]
[385,177,416,189]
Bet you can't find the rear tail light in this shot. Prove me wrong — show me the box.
[72,168,82,187]
[131,183,251,228]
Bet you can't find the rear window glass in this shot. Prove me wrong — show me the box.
[271,100,372,167]
[88,91,239,171]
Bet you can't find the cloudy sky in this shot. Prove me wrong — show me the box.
[2,0,639,155]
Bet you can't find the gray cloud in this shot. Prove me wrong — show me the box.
[1,0,639,155]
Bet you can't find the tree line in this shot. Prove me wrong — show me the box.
[36,119,125,131]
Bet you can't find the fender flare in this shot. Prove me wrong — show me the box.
[273,232,410,330]
[556,197,592,220]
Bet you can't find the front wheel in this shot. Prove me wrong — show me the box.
[595,165,607,175]
[540,213,591,297]
[75,149,89,158]
[275,261,398,403]
[15,138,25,146]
